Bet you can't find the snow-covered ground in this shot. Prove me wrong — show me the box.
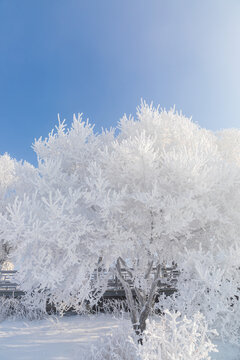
[0,314,239,360]
[0,315,119,360]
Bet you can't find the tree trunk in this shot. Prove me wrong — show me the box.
[115,258,161,344]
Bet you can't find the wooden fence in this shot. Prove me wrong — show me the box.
[0,265,179,299]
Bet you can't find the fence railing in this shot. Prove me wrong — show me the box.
[92,264,179,294]
[0,270,19,292]
[0,265,179,297]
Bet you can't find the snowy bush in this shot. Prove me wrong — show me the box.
[138,310,218,360]
[80,311,217,360]
[96,299,128,317]
[81,319,138,360]
[0,296,46,322]
[158,243,240,345]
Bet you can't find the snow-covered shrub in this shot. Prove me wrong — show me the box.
[96,299,128,317]
[0,296,46,322]
[138,310,218,360]
[81,319,138,360]
[159,243,240,345]
[81,311,217,360]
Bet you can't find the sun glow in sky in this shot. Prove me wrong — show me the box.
[0,0,240,165]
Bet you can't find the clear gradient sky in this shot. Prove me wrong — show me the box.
[0,0,240,165]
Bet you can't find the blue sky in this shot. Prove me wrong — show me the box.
[0,0,240,165]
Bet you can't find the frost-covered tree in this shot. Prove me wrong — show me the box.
[216,128,240,167]
[1,103,240,342]
[0,153,34,266]
[155,128,240,344]
[0,153,16,265]
[85,102,240,338]
[0,115,115,311]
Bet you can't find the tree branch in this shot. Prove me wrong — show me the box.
[144,260,153,279]
[118,256,133,278]
[116,258,138,328]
